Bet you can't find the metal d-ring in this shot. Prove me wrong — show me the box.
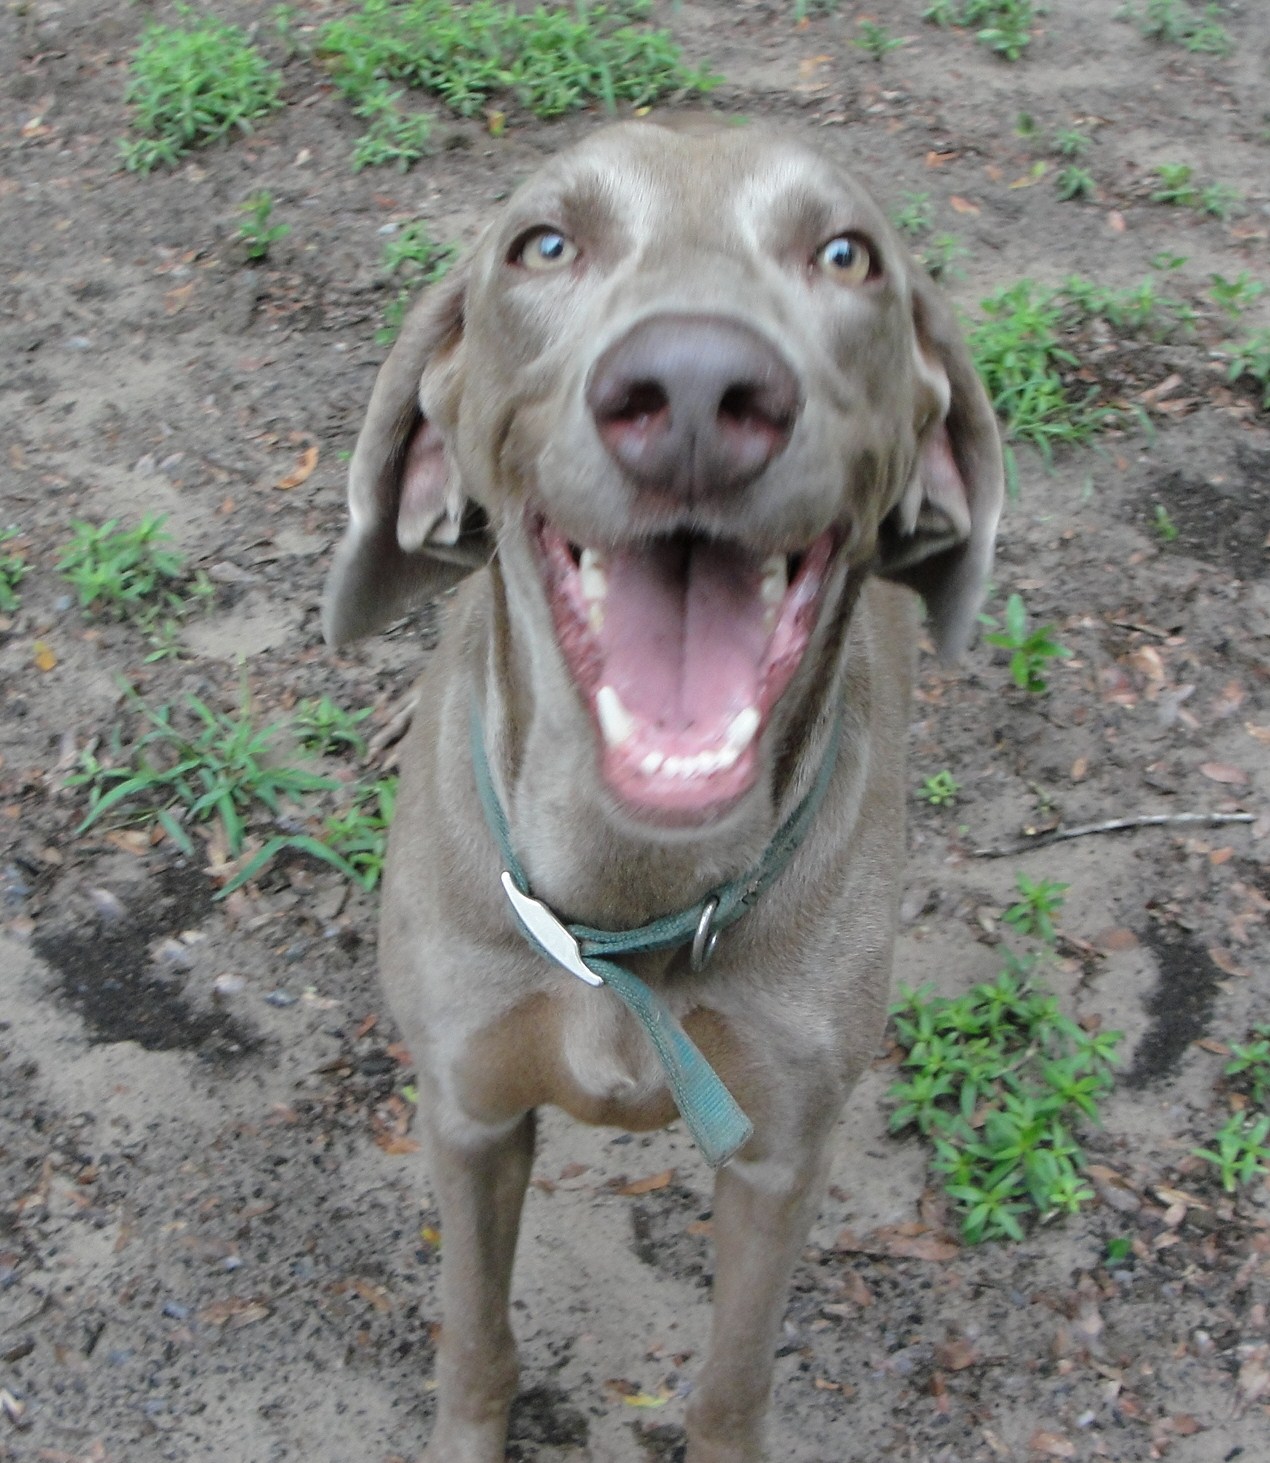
[691,895,721,972]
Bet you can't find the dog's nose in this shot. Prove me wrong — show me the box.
[586,314,802,499]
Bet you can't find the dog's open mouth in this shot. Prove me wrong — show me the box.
[535,517,839,821]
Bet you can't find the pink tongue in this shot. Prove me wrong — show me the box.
[598,538,769,739]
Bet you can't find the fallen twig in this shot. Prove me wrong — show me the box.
[973,811,1255,859]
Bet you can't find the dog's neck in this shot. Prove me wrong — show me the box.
[472,551,865,931]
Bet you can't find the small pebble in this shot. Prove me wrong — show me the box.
[265,989,296,1007]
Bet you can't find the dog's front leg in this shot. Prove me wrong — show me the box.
[420,1106,535,1463]
[685,1134,835,1463]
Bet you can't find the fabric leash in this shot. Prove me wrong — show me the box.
[471,705,843,1167]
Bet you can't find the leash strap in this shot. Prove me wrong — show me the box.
[470,706,842,1167]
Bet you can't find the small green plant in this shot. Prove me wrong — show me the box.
[119,10,282,173]
[920,770,961,807]
[377,221,459,344]
[1052,126,1091,160]
[1153,503,1179,541]
[58,516,194,623]
[983,592,1073,694]
[1194,1112,1270,1193]
[1151,161,1200,206]
[923,0,957,22]
[70,689,339,858]
[923,0,1036,60]
[1225,330,1270,409]
[294,696,373,757]
[350,84,434,171]
[853,20,904,59]
[1002,872,1068,945]
[1199,181,1241,220]
[1124,0,1232,54]
[238,191,290,261]
[889,964,1121,1242]
[0,529,28,612]
[1061,274,1194,341]
[1105,1234,1133,1264]
[917,232,968,282]
[1056,165,1096,201]
[1225,1025,1270,1108]
[1208,272,1266,320]
[894,191,935,239]
[318,0,718,133]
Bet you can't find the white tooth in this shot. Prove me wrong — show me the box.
[725,707,761,752]
[579,548,608,602]
[596,685,636,747]
[760,554,788,606]
[640,750,664,776]
[588,601,605,634]
[716,743,740,771]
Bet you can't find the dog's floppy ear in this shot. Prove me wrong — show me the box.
[874,271,1004,661]
[322,259,494,647]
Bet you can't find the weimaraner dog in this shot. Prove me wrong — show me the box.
[323,118,1002,1462]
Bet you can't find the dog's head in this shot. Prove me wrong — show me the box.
[325,119,1002,824]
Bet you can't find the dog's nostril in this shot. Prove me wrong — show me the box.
[601,380,668,424]
[718,384,793,433]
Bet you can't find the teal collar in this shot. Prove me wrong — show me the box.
[470,705,842,1167]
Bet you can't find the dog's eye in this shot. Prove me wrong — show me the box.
[515,229,579,272]
[815,235,874,285]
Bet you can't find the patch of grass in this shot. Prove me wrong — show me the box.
[1121,0,1233,55]
[924,0,1035,61]
[920,770,961,807]
[1208,271,1266,320]
[1060,274,1195,341]
[1153,503,1179,541]
[982,592,1072,694]
[853,20,904,59]
[377,221,459,344]
[0,529,28,612]
[238,191,290,261]
[70,689,339,859]
[57,516,210,631]
[294,696,373,757]
[1225,330,1270,409]
[1194,1113,1270,1193]
[119,9,282,173]
[1052,126,1090,160]
[1198,181,1241,220]
[917,232,967,281]
[350,84,434,170]
[1055,164,1095,201]
[1002,872,1069,944]
[317,0,718,135]
[1225,1024,1270,1108]
[1150,161,1201,206]
[893,190,935,239]
[889,957,1122,1243]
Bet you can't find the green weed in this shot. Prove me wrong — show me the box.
[924,0,1035,61]
[70,689,338,859]
[119,10,282,173]
[889,963,1121,1243]
[983,592,1072,694]
[853,20,904,60]
[1052,127,1091,160]
[1060,274,1194,341]
[57,516,208,628]
[1122,0,1232,55]
[1225,330,1270,409]
[294,696,373,757]
[1153,503,1179,541]
[377,222,459,344]
[1002,872,1068,945]
[1056,165,1095,201]
[0,529,28,613]
[1225,1025,1270,1108]
[917,233,968,282]
[894,191,935,239]
[317,0,717,132]
[350,84,434,170]
[1199,181,1241,220]
[1194,1113,1270,1193]
[238,191,290,261]
[1208,272,1266,320]
[1151,162,1200,207]
[920,770,961,807]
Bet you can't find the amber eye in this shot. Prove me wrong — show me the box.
[515,229,579,272]
[815,235,874,285]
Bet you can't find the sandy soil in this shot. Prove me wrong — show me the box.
[1,2,1268,1460]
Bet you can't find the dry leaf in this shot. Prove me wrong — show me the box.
[1208,947,1250,979]
[1029,1431,1076,1458]
[164,281,195,315]
[200,1296,271,1328]
[949,195,980,215]
[1196,1037,1232,1056]
[374,1133,421,1155]
[616,1169,674,1196]
[33,640,57,672]
[936,1337,978,1371]
[1095,927,1138,952]
[1199,761,1248,786]
[1246,723,1270,745]
[1107,209,1127,233]
[276,443,319,490]
[1070,756,1088,781]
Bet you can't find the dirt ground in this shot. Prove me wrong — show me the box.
[2,2,1269,1460]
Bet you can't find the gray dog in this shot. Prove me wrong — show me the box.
[323,118,1002,1463]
